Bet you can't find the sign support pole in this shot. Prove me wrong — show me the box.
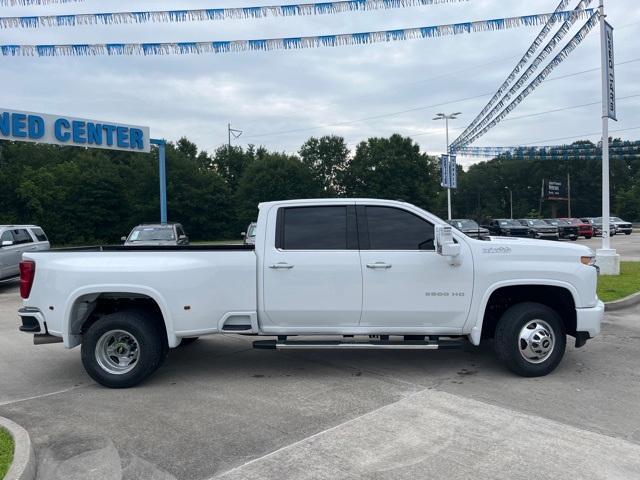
[151,138,168,225]
[445,116,452,220]
[596,0,620,275]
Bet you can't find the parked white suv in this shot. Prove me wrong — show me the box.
[0,225,50,281]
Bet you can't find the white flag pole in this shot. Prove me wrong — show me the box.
[596,0,620,274]
[446,115,452,220]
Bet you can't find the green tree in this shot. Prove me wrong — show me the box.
[299,135,349,196]
[211,145,256,191]
[342,134,442,214]
[234,153,322,229]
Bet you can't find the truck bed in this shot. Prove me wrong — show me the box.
[46,244,255,252]
[23,247,257,347]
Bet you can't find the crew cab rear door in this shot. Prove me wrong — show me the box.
[357,204,473,330]
[262,204,362,328]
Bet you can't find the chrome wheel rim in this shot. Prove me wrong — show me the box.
[95,329,140,375]
[518,319,555,364]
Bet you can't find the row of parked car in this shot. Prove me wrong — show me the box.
[1,213,633,282]
[447,217,634,240]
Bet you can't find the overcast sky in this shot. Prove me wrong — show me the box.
[1,0,639,166]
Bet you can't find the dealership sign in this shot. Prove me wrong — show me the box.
[545,179,568,201]
[440,154,457,189]
[604,21,616,121]
[0,108,150,153]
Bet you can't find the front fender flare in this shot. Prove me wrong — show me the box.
[468,279,580,345]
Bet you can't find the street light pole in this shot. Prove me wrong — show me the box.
[434,112,461,220]
[505,187,513,219]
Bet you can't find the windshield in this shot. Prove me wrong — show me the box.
[545,219,567,226]
[525,219,547,226]
[453,220,479,229]
[129,226,175,242]
[247,224,257,237]
[612,217,623,222]
[499,220,522,227]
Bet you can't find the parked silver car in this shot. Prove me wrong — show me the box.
[122,223,189,246]
[0,225,50,280]
[242,222,257,245]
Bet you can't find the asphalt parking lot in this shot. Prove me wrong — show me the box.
[1,235,639,480]
[576,231,640,261]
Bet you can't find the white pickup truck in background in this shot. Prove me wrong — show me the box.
[18,199,603,388]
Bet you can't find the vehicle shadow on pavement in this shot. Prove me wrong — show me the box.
[155,336,501,389]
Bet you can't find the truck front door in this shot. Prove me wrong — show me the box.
[262,204,362,328]
[357,205,473,330]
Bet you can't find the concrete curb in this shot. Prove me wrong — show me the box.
[605,291,640,312]
[0,416,36,480]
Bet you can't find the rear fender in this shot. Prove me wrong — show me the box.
[64,284,177,348]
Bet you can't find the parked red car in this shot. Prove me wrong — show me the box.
[561,218,593,239]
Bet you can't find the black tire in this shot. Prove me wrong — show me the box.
[585,236,592,240]
[179,337,199,347]
[570,237,578,241]
[625,232,631,235]
[494,302,566,377]
[81,309,165,388]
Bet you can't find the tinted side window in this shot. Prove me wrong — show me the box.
[366,207,434,250]
[31,228,48,242]
[282,206,347,250]
[12,229,33,245]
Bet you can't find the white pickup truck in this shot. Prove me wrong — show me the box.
[17,199,603,388]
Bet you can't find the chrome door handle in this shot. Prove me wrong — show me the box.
[366,262,392,269]
[269,262,294,270]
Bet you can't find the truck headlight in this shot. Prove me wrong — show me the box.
[581,255,596,266]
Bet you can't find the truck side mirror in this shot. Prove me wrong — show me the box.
[435,225,461,263]
[241,232,246,238]
[1,240,13,247]
[179,235,187,241]
[121,236,127,242]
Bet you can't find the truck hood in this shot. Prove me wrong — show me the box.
[484,236,593,256]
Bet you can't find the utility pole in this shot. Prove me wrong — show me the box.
[596,0,620,274]
[567,172,571,218]
[434,112,461,220]
[227,123,243,154]
[504,187,513,219]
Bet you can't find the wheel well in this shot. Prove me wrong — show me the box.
[70,293,167,344]
[481,285,577,339]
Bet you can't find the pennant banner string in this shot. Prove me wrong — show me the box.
[450,11,600,152]
[0,0,80,6]
[0,9,594,57]
[1,0,467,29]
[451,0,590,149]
[456,141,640,158]
[451,0,591,148]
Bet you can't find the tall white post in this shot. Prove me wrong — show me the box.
[446,116,452,220]
[596,0,620,274]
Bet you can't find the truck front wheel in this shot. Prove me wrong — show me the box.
[81,310,165,388]
[494,302,566,377]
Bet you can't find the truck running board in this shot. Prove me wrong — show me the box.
[253,339,464,351]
